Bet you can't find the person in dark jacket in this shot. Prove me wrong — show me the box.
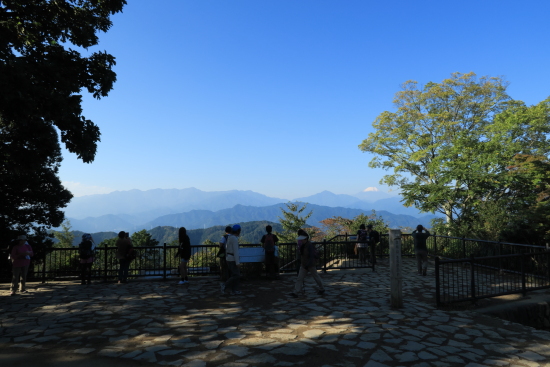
[116,231,133,283]
[260,225,280,279]
[178,227,191,284]
[412,224,431,276]
[290,229,325,298]
[78,233,95,285]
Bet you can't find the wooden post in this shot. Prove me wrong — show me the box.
[389,229,403,309]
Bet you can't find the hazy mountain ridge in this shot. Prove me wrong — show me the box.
[62,188,438,233]
[63,221,283,247]
[66,203,437,233]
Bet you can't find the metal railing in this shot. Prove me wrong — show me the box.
[435,250,550,306]
[1,239,378,283]
[3,233,549,307]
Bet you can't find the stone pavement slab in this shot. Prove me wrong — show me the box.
[1,258,550,366]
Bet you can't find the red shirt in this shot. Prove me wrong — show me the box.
[11,243,33,268]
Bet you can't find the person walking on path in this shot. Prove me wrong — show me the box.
[177,227,191,284]
[412,224,431,276]
[218,226,232,283]
[10,235,33,296]
[260,225,280,280]
[78,233,95,285]
[366,224,380,265]
[116,231,133,283]
[290,229,325,298]
[221,224,242,295]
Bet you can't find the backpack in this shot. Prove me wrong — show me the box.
[79,240,94,259]
[264,234,275,252]
[357,229,368,243]
[126,246,136,261]
[217,234,228,258]
[312,244,320,259]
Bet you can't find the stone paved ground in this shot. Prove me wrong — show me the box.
[1,258,550,367]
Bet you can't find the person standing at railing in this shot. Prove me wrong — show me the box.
[10,235,33,296]
[412,224,431,276]
[78,233,95,285]
[290,229,325,298]
[217,226,232,283]
[356,224,369,264]
[221,224,242,295]
[260,225,280,280]
[365,224,380,265]
[177,227,191,284]
[116,231,133,284]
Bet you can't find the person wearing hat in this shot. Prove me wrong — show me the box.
[10,235,33,296]
[78,233,95,285]
[412,225,431,276]
[221,224,242,295]
[290,229,325,298]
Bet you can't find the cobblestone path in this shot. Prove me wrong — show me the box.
[1,259,550,366]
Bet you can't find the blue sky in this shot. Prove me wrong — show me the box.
[59,0,550,200]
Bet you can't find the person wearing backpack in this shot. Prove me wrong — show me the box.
[10,235,33,296]
[217,226,232,283]
[177,227,191,284]
[260,225,280,280]
[78,233,95,285]
[356,224,369,264]
[290,229,325,298]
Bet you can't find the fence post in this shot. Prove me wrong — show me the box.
[462,237,467,258]
[498,241,503,273]
[547,244,550,284]
[389,229,403,309]
[42,252,47,284]
[435,256,440,307]
[470,254,476,303]
[163,243,167,280]
[104,243,108,283]
[433,232,437,257]
[323,239,327,273]
[521,251,527,297]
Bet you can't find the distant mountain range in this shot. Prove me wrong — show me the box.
[64,221,284,247]
[61,188,439,233]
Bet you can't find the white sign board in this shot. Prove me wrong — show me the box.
[239,247,265,263]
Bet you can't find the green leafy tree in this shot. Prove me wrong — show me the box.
[359,72,550,235]
[0,0,126,242]
[276,202,313,243]
[52,220,75,248]
[131,230,160,247]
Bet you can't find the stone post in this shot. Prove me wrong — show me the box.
[389,229,403,309]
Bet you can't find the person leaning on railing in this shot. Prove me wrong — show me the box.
[116,231,133,284]
[412,225,431,276]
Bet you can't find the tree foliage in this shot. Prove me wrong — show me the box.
[276,202,313,243]
[319,211,389,239]
[0,0,126,242]
[53,220,74,248]
[360,72,550,244]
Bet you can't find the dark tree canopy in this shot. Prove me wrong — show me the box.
[0,0,126,241]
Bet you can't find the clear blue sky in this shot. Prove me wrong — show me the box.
[59,0,550,200]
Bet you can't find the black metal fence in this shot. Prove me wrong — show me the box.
[435,250,550,306]
[1,238,380,283]
[3,233,550,307]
